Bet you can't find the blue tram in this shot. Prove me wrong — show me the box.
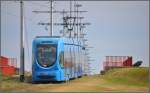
[32,36,85,82]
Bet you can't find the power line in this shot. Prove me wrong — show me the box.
[24,5,31,70]
[1,1,51,23]
[1,4,49,32]
[29,2,50,9]
[3,1,7,56]
[1,10,34,22]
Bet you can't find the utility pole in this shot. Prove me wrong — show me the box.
[0,0,1,57]
[0,0,1,78]
[50,0,53,36]
[20,0,24,82]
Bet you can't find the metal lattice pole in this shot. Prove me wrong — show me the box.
[50,0,53,36]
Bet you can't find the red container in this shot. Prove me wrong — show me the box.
[103,56,132,70]
[123,56,132,66]
[1,66,15,76]
[0,56,16,77]
[0,56,9,66]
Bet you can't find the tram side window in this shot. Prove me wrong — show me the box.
[59,51,64,68]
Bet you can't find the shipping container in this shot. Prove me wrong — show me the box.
[0,56,9,67]
[103,56,132,71]
[1,66,15,76]
[0,56,17,77]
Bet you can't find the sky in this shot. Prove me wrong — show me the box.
[1,1,149,74]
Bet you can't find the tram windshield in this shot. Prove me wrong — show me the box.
[37,44,57,67]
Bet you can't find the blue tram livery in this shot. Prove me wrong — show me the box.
[32,36,85,82]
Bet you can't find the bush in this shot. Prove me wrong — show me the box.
[100,70,105,75]
[133,61,143,67]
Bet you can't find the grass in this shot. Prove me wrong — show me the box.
[102,67,149,86]
[0,67,149,92]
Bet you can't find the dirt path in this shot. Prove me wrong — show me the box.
[0,75,148,92]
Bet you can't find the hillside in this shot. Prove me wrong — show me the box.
[0,67,149,92]
[102,67,149,86]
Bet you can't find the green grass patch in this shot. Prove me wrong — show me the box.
[102,67,149,86]
[0,67,149,92]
